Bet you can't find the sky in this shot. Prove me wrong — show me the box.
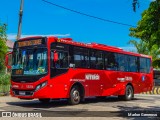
[0,0,152,51]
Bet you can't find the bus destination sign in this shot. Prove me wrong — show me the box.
[12,69,24,75]
[17,39,42,47]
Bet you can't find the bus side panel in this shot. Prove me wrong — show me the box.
[100,71,119,96]
[48,69,153,99]
[49,73,71,99]
[116,72,140,94]
[101,71,145,96]
[136,73,153,93]
[67,69,102,97]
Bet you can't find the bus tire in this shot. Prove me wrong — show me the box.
[68,86,81,105]
[124,85,134,101]
[39,98,50,103]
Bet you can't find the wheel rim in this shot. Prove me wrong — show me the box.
[72,90,80,102]
[127,88,132,98]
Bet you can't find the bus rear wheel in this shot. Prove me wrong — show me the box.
[68,86,81,105]
[39,98,50,103]
[124,85,134,101]
[118,85,134,101]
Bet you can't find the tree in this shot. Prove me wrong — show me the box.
[129,0,160,68]
[129,0,160,48]
[128,40,148,54]
[0,22,8,71]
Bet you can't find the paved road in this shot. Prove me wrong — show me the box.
[0,94,160,120]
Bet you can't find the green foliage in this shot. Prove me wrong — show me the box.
[128,40,148,54]
[129,0,160,68]
[0,72,10,85]
[0,21,8,72]
[130,0,160,48]
[128,40,160,68]
[128,40,160,58]
[152,58,160,69]
[0,72,10,95]
[0,59,5,71]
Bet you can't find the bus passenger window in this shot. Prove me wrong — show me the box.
[90,51,96,69]
[128,56,138,72]
[51,50,69,69]
[116,54,128,72]
[140,58,151,73]
[96,51,103,69]
[73,47,89,68]
[105,52,117,70]
[90,50,104,69]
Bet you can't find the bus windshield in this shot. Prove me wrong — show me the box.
[12,48,47,76]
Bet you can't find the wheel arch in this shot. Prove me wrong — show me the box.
[126,82,134,93]
[70,82,85,100]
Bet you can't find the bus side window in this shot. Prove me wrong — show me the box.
[128,56,138,72]
[73,47,89,68]
[50,50,69,69]
[90,50,96,69]
[89,50,104,70]
[140,57,151,73]
[105,52,117,70]
[115,54,129,72]
[95,51,104,69]
[146,58,151,73]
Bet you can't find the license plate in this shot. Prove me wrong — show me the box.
[19,91,26,95]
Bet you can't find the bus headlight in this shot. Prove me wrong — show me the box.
[35,81,47,91]
[35,85,41,91]
[41,81,47,87]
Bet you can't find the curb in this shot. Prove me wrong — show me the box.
[141,86,160,94]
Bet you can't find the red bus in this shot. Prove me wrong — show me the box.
[5,36,153,105]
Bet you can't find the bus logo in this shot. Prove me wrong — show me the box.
[142,75,146,82]
[85,74,100,80]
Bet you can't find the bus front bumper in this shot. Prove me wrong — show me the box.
[10,82,51,99]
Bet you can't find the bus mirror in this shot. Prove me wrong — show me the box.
[5,52,12,69]
[54,51,58,62]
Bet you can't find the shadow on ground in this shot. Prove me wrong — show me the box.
[6,96,143,108]
[3,96,160,119]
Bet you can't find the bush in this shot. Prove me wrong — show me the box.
[0,59,5,71]
[0,72,10,85]
[0,72,10,95]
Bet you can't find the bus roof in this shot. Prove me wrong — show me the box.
[56,37,151,59]
[19,36,152,59]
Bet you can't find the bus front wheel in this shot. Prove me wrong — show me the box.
[68,86,81,105]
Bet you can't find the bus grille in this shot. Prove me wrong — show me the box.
[12,89,34,96]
